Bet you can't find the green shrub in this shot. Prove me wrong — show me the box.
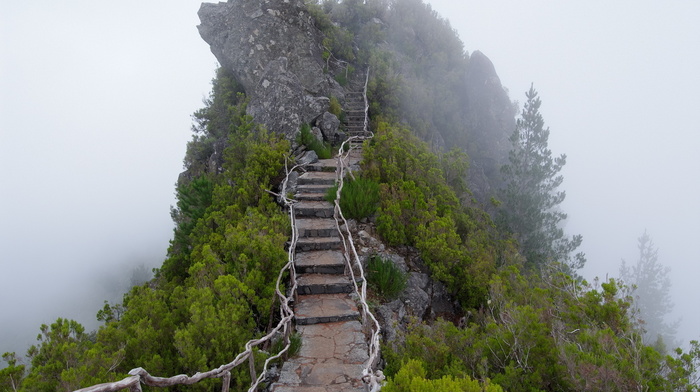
[270,332,302,362]
[329,96,342,117]
[325,177,380,220]
[367,255,406,299]
[335,73,348,87]
[297,123,332,159]
[324,184,339,204]
[384,359,504,392]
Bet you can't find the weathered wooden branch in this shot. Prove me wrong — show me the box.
[73,376,141,392]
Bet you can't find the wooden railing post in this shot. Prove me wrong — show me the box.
[220,371,230,392]
[248,353,256,387]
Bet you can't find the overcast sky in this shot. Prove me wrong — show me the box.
[1,0,699,358]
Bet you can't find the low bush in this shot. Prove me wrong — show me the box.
[329,96,343,118]
[297,123,332,159]
[269,332,301,362]
[325,177,379,220]
[324,184,338,204]
[367,255,406,299]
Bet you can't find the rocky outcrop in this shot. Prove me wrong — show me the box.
[198,0,343,140]
[316,112,344,144]
[352,225,462,345]
[246,58,306,140]
[464,50,516,200]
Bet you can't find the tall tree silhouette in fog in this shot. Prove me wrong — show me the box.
[499,85,584,270]
[620,231,678,349]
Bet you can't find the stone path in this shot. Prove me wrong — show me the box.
[271,152,367,392]
[344,92,367,139]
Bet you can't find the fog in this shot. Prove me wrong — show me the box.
[1,0,699,361]
[0,0,213,356]
[426,0,700,346]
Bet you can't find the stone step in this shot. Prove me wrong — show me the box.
[296,184,333,194]
[273,360,366,391]
[271,386,365,392]
[295,250,345,274]
[295,201,334,218]
[298,172,337,186]
[271,321,368,391]
[296,219,339,238]
[295,321,368,364]
[306,159,338,172]
[294,294,360,325]
[295,192,327,201]
[296,236,342,252]
[297,274,353,295]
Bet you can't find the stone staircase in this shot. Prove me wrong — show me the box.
[344,92,368,140]
[271,152,368,392]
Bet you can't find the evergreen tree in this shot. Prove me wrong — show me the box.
[21,318,123,391]
[620,231,678,348]
[0,352,24,392]
[499,85,584,270]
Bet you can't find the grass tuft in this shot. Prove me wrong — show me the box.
[297,123,332,159]
[367,255,407,299]
[325,177,379,220]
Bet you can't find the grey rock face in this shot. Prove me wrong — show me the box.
[198,0,329,94]
[304,96,330,124]
[316,112,344,143]
[429,280,454,316]
[198,0,342,140]
[297,150,319,166]
[310,127,324,144]
[377,300,406,345]
[403,272,431,318]
[247,57,305,139]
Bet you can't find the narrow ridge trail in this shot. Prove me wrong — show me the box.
[271,145,368,392]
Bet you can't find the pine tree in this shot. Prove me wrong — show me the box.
[620,231,678,348]
[0,352,24,392]
[499,84,584,270]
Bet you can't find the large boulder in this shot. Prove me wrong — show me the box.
[198,0,332,95]
[198,0,342,139]
[316,112,345,143]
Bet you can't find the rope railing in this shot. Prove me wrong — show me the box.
[332,136,383,392]
[74,159,305,392]
[362,67,370,136]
